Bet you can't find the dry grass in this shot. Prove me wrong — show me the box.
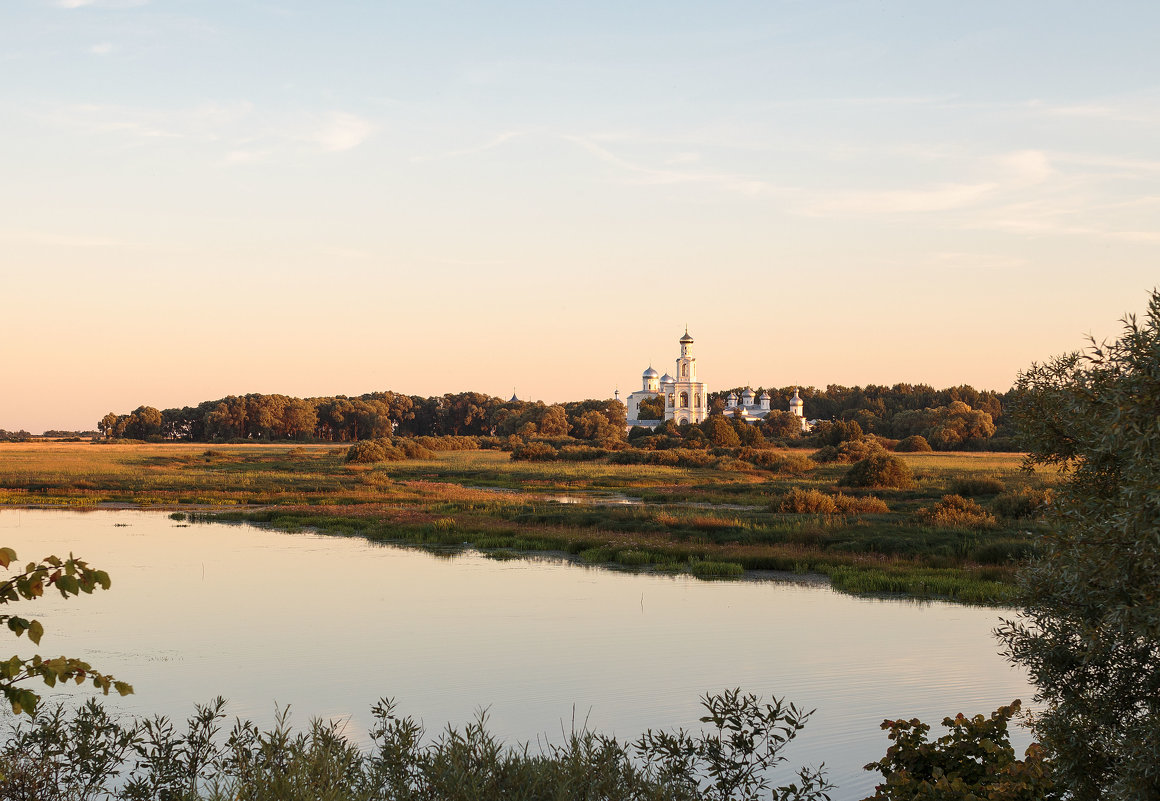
[0,441,1051,602]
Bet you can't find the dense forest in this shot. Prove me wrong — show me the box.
[93,382,1015,450]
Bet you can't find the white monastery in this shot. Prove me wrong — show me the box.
[623,330,808,431]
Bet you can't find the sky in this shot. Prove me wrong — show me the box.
[2,0,1158,432]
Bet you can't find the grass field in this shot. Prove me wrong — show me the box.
[0,441,1055,603]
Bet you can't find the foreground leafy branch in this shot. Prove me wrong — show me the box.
[0,547,132,716]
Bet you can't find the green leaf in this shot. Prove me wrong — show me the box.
[0,547,15,569]
[28,619,43,646]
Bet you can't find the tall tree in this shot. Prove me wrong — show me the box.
[998,290,1160,800]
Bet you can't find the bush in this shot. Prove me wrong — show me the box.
[557,445,607,462]
[833,493,889,514]
[779,488,838,515]
[863,700,1053,800]
[1,692,833,801]
[841,455,914,489]
[918,494,996,528]
[811,438,885,464]
[345,439,403,464]
[740,448,816,475]
[950,477,1005,496]
[894,435,933,452]
[778,489,890,516]
[993,486,1053,518]
[346,437,434,464]
[413,435,480,451]
[510,442,558,462]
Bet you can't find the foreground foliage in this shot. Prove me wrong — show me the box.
[999,289,1160,800]
[862,701,1053,800]
[0,690,833,801]
[0,549,131,717]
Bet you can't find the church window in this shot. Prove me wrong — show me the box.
[695,394,701,407]
[680,391,689,408]
[681,364,688,377]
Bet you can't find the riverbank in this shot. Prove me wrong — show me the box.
[0,441,1053,603]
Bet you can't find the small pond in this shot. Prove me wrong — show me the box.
[0,509,1034,799]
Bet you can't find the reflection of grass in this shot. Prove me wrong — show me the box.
[0,442,1057,602]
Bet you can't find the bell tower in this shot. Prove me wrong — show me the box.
[676,329,696,381]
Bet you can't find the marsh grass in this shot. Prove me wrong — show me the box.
[0,442,1051,602]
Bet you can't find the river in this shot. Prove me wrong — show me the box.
[0,509,1035,799]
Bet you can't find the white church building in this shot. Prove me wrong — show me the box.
[623,330,808,431]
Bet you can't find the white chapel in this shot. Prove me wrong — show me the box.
[625,330,709,426]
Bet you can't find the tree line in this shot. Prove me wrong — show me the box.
[710,383,1015,448]
[94,383,1013,448]
[96,392,627,443]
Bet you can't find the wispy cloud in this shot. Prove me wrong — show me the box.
[88,42,115,55]
[804,182,997,216]
[565,135,770,196]
[312,112,374,152]
[411,131,525,163]
[27,101,376,160]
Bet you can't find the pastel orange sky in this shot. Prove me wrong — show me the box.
[2,1,1157,432]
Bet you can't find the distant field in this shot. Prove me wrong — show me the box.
[0,442,1055,603]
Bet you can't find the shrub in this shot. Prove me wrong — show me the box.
[510,442,558,462]
[918,494,996,528]
[740,448,816,474]
[779,488,838,515]
[413,435,480,451]
[345,439,403,464]
[811,438,885,464]
[396,440,436,460]
[993,486,1053,518]
[833,493,889,514]
[863,700,1053,800]
[346,437,434,464]
[950,477,1005,496]
[557,445,607,462]
[841,454,913,489]
[894,435,933,452]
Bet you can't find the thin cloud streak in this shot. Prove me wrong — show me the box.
[565,135,771,196]
[410,131,526,163]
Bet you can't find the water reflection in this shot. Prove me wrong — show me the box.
[0,509,1033,800]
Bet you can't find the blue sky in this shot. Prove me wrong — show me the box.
[2,0,1158,431]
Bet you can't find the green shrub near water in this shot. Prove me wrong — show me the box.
[0,691,833,801]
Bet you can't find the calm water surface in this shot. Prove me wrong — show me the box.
[0,509,1034,799]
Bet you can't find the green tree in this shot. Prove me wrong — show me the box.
[702,415,741,447]
[121,406,163,440]
[998,290,1160,800]
[0,548,131,716]
[538,405,570,436]
[637,396,666,421]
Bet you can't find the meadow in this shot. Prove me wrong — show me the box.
[0,441,1054,603]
